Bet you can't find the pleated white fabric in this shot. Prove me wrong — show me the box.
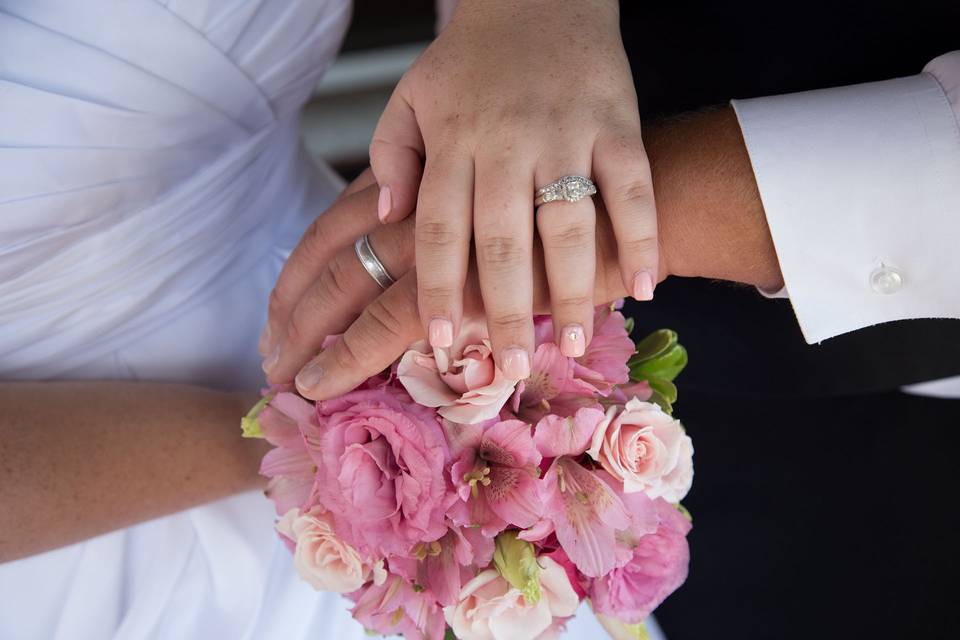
[0,2,667,638]
[0,2,377,638]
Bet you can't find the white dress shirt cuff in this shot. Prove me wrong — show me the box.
[731,71,960,343]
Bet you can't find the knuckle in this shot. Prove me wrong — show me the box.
[541,221,593,250]
[332,334,363,372]
[419,283,457,306]
[489,311,530,333]
[285,308,314,350]
[267,288,286,321]
[364,299,408,343]
[416,220,459,249]
[301,218,330,260]
[614,179,654,206]
[620,236,659,259]
[553,294,594,310]
[325,255,354,300]
[477,235,527,271]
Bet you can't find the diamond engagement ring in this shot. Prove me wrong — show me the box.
[534,175,597,208]
[354,234,395,290]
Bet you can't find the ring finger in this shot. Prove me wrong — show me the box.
[535,160,597,358]
[265,216,415,385]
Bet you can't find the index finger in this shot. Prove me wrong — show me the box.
[295,271,423,400]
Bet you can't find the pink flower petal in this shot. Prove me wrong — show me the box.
[484,465,542,529]
[397,349,461,408]
[533,408,605,458]
[481,419,541,469]
[542,458,631,578]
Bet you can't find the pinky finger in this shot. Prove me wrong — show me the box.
[592,132,659,301]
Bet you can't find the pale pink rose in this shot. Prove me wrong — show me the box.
[275,508,386,593]
[309,387,456,558]
[587,398,694,503]
[443,557,580,640]
[588,491,692,623]
[350,574,447,640]
[398,319,518,424]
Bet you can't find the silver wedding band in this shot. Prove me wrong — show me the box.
[534,175,597,208]
[354,234,395,290]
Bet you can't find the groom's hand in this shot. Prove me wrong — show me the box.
[267,107,784,398]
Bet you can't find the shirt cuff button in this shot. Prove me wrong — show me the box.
[870,265,904,294]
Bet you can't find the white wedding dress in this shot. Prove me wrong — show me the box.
[0,2,666,639]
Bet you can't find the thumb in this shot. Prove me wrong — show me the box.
[369,83,424,224]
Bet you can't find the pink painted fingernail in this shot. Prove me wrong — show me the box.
[257,324,272,355]
[560,324,586,358]
[428,318,454,348]
[295,359,323,391]
[377,185,392,222]
[632,271,655,301]
[501,347,531,380]
[261,344,280,374]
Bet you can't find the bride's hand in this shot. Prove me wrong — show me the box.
[261,178,636,396]
[370,0,657,379]
[263,107,782,394]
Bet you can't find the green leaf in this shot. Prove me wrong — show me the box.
[630,329,677,364]
[444,628,458,640]
[240,395,273,439]
[646,390,674,415]
[493,531,541,605]
[623,316,635,334]
[630,344,688,382]
[675,503,693,522]
[646,376,678,404]
[593,611,651,640]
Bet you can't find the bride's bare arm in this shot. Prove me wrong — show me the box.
[0,381,265,562]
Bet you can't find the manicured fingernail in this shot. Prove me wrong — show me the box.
[257,324,272,355]
[560,324,586,358]
[295,359,323,391]
[501,347,531,380]
[261,344,280,374]
[632,271,655,301]
[428,318,454,348]
[377,185,392,222]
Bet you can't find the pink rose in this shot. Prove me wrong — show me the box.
[309,388,456,557]
[588,494,692,623]
[350,574,447,640]
[587,398,693,502]
[276,507,386,593]
[398,319,518,424]
[443,557,580,640]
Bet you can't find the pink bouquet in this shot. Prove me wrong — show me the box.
[243,304,694,640]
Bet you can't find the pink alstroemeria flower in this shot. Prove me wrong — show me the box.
[350,573,447,640]
[448,419,543,537]
[532,407,606,459]
[390,521,496,607]
[588,472,692,623]
[537,459,632,578]
[532,305,636,394]
[258,392,320,515]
